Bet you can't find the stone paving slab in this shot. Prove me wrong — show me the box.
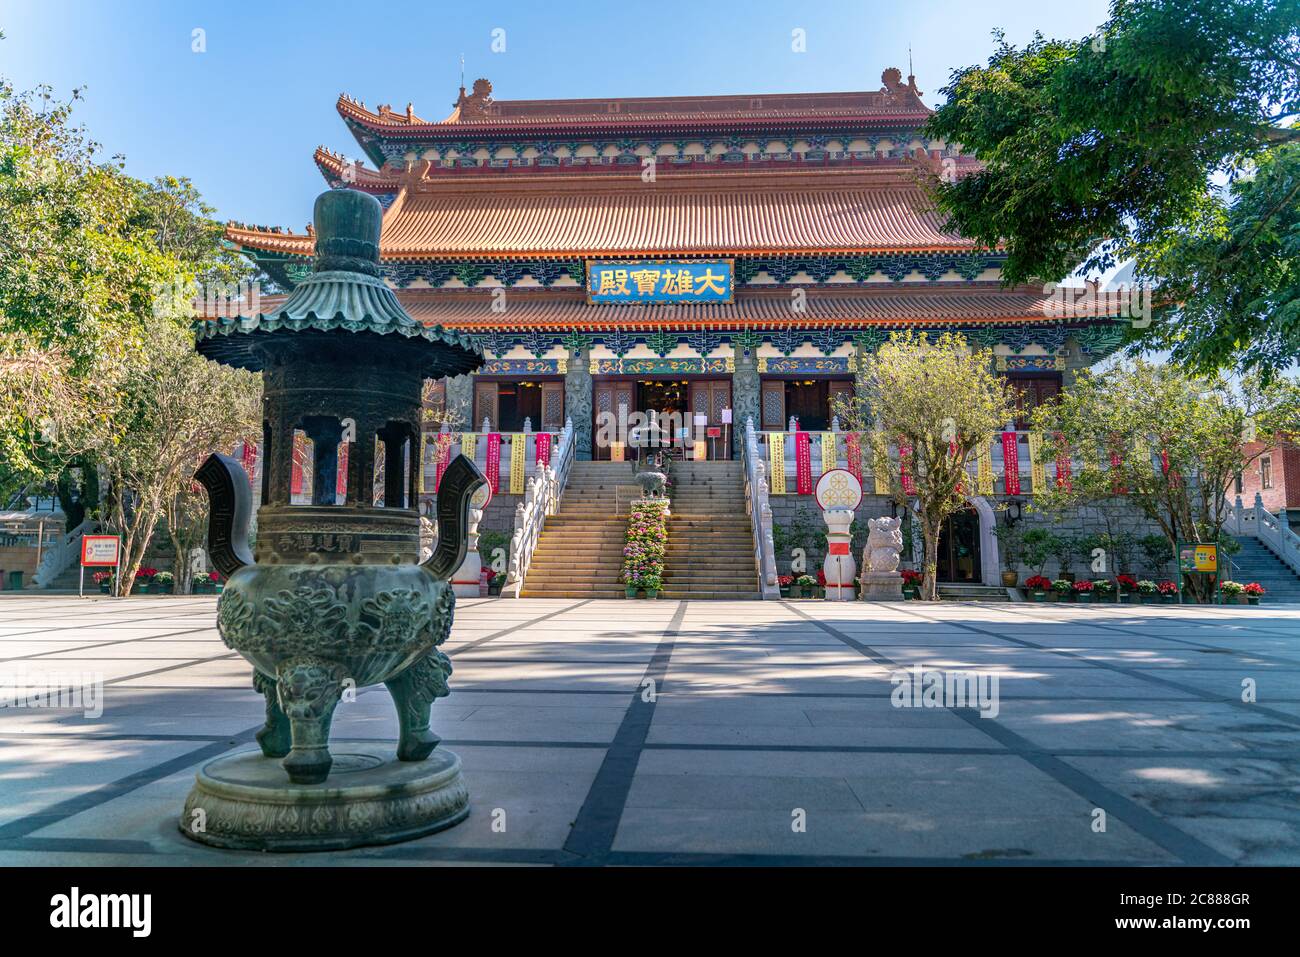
[1,594,1298,866]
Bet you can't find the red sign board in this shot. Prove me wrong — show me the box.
[81,535,121,567]
[706,427,722,438]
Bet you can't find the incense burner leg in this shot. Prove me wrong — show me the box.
[252,670,291,758]
[276,657,347,784]
[386,650,452,762]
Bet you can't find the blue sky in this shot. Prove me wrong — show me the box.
[1,0,1112,226]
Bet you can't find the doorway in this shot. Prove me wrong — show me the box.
[936,506,981,582]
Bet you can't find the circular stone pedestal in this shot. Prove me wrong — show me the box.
[179,742,469,851]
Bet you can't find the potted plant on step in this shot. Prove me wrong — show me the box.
[154,571,175,595]
[1116,574,1138,603]
[994,524,1024,587]
[778,575,793,598]
[489,572,505,596]
[1157,580,1179,603]
[1092,578,1116,602]
[1051,578,1073,602]
[1244,582,1264,605]
[1051,534,1079,583]
[900,569,922,599]
[1073,579,1095,604]
[1219,580,1245,604]
[210,571,224,594]
[1136,580,1159,604]
[93,571,113,595]
[134,567,157,594]
[794,574,818,599]
[1025,575,1051,602]
[642,574,662,600]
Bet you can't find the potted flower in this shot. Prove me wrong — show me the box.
[622,499,668,601]
[93,571,113,595]
[1092,578,1116,602]
[1073,579,1095,604]
[154,571,175,595]
[210,571,224,594]
[900,569,923,599]
[795,574,818,599]
[1244,582,1265,605]
[1136,580,1159,604]
[1219,580,1245,604]
[778,574,793,598]
[1116,574,1138,603]
[1024,575,1051,602]
[1051,534,1079,583]
[489,572,505,596]
[1157,580,1179,603]
[815,569,828,599]
[642,574,662,600]
[994,524,1024,587]
[132,567,157,594]
[1051,578,1073,601]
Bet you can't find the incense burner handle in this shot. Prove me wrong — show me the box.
[194,452,255,576]
[422,454,487,581]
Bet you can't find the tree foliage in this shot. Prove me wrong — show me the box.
[833,331,1019,600]
[925,0,1300,377]
[1030,360,1300,599]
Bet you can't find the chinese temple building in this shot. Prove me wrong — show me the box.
[225,69,1126,458]
[216,70,1134,596]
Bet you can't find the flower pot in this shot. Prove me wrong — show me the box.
[779,587,790,598]
[1001,570,1019,588]
[488,585,501,596]
[214,584,224,594]
[1247,596,1260,605]
[1031,591,1046,602]
[1161,594,1176,603]
[99,581,111,594]
[626,585,638,598]
[644,589,658,600]
[901,586,915,599]
[1075,593,1092,604]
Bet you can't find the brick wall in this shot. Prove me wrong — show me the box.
[1236,441,1300,513]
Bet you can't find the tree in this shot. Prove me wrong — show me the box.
[833,331,1019,600]
[97,324,259,595]
[1030,360,1300,600]
[925,0,1300,377]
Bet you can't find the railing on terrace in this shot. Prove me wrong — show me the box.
[32,518,98,588]
[752,427,1071,496]
[742,418,781,599]
[423,420,563,494]
[1226,493,1300,576]
[502,418,575,598]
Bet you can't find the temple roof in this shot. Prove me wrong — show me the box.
[227,166,978,261]
[337,70,931,141]
[207,284,1064,333]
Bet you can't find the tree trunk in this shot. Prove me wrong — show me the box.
[921,515,940,601]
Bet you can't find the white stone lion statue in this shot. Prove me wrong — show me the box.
[863,516,903,574]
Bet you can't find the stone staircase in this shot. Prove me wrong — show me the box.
[519,461,634,598]
[936,582,1013,602]
[662,461,759,600]
[1228,538,1300,603]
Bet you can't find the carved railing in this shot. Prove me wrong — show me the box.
[32,518,98,588]
[501,417,575,598]
[742,418,781,599]
[1228,493,1300,576]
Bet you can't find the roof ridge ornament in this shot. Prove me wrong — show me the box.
[880,67,922,103]
[452,78,493,119]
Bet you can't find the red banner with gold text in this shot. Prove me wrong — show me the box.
[486,433,502,494]
[795,430,813,495]
[1001,432,1020,495]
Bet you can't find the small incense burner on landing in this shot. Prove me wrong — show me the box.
[182,189,485,850]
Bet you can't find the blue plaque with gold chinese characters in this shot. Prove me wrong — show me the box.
[586,259,734,304]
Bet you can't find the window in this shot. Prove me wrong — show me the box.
[1261,455,1274,490]
[1234,471,1243,495]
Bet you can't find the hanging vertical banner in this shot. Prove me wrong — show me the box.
[1160,449,1170,475]
[336,442,349,501]
[1001,432,1021,495]
[1054,433,1072,491]
[509,434,526,494]
[485,432,502,494]
[820,433,837,476]
[768,436,787,495]
[871,432,891,495]
[977,444,994,496]
[461,432,477,462]
[898,439,916,495]
[241,441,258,492]
[1027,432,1046,493]
[845,432,863,483]
[610,441,625,462]
[535,431,552,468]
[794,430,813,495]
[433,432,453,492]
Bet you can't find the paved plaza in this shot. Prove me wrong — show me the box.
[1,594,1298,866]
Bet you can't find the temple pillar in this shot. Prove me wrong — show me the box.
[444,373,474,431]
[565,346,593,460]
[731,341,760,455]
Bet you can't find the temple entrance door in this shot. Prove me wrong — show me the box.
[592,381,634,460]
[936,506,981,582]
[689,379,732,459]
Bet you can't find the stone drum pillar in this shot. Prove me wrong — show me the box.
[814,469,862,601]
